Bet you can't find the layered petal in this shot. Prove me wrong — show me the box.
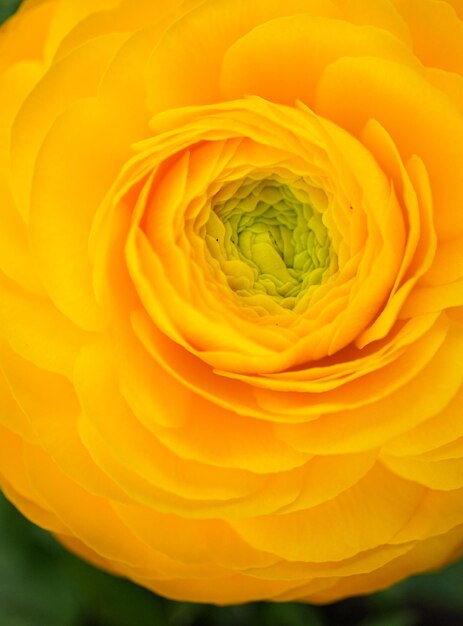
[0,0,462,606]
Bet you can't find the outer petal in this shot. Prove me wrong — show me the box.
[315,56,463,239]
[220,14,417,105]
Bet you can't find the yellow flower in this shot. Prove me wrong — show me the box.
[1,0,463,604]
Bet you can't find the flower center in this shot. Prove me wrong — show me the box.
[205,176,337,312]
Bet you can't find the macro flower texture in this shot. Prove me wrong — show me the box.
[1,0,463,605]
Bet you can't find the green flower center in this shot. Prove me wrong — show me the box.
[205,177,337,312]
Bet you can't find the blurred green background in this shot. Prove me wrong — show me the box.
[0,0,20,24]
[1,0,463,624]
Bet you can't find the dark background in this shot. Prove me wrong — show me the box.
[1,0,463,623]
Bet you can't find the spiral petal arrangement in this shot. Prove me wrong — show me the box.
[0,0,462,604]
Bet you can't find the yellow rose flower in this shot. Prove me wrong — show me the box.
[1,0,463,605]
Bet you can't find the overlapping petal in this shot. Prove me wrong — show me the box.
[0,0,462,605]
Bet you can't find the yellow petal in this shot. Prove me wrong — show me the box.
[394,0,463,73]
[231,465,424,562]
[146,0,339,112]
[221,14,417,106]
[316,56,463,238]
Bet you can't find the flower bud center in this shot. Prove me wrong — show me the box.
[205,176,337,311]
